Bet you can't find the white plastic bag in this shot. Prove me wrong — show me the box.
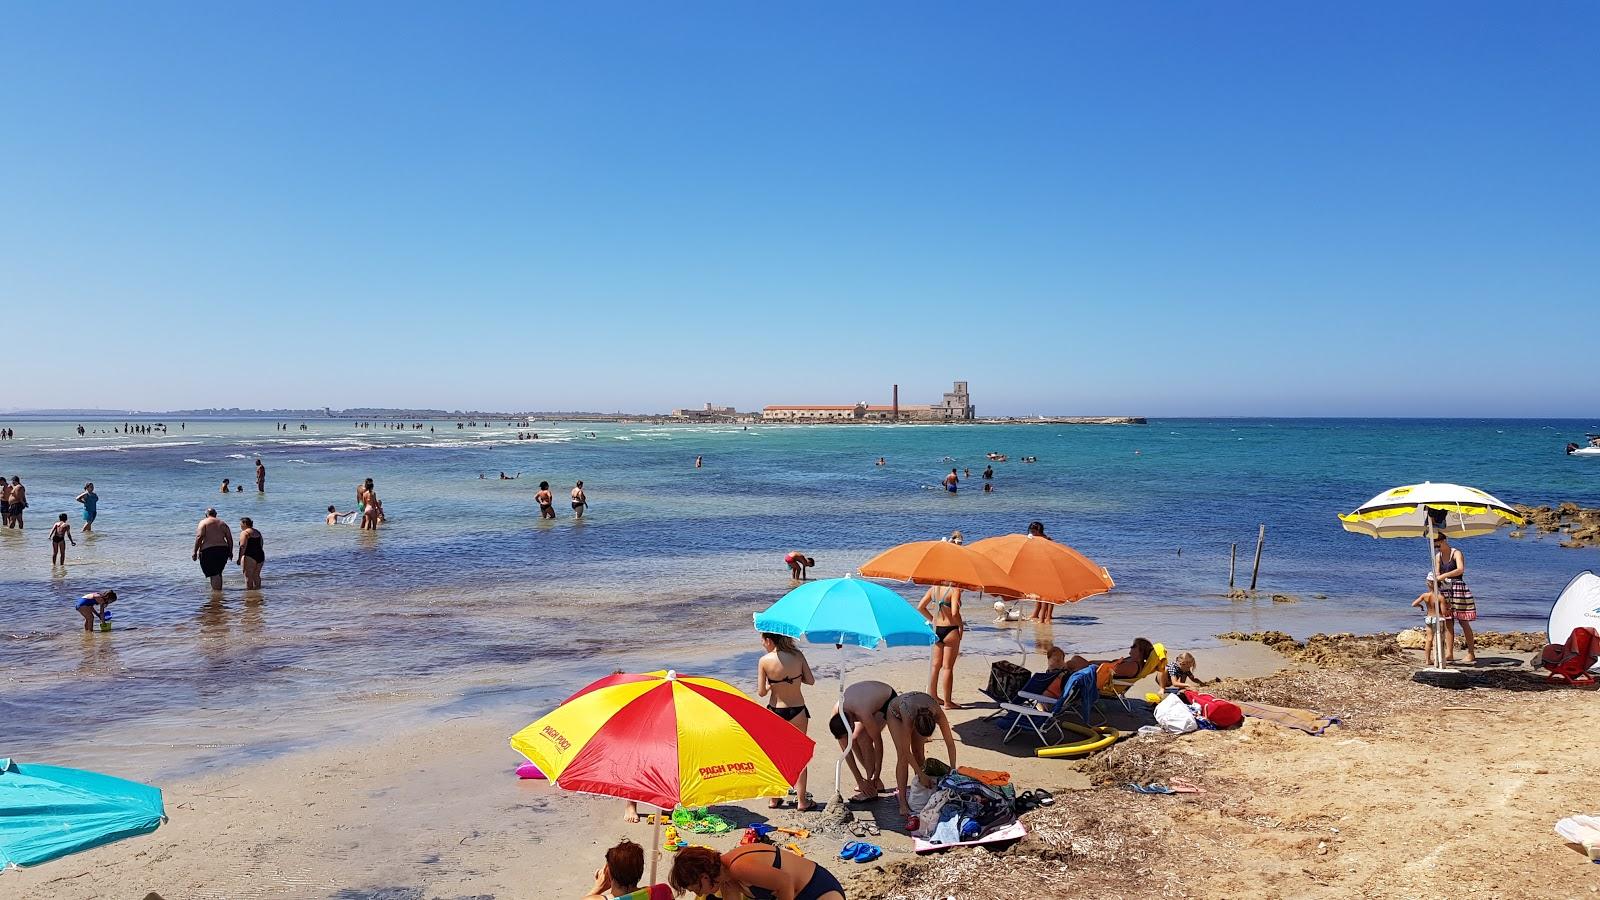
[907,780,934,814]
[1154,693,1199,734]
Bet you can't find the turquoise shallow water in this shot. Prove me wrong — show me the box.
[1,416,1596,776]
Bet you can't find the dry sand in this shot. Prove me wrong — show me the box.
[8,639,1598,899]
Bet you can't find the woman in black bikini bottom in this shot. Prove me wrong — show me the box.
[758,632,816,811]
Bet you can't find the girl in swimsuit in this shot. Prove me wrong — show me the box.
[917,584,964,710]
[536,482,556,519]
[236,517,265,589]
[757,633,815,811]
[669,845,845,900]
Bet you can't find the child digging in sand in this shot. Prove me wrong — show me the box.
[76,590,117,631]
[1159,651,1213,693]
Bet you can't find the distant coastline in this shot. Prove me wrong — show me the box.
[1,408,1146,425]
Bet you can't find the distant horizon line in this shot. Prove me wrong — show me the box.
[0,408,1594,422]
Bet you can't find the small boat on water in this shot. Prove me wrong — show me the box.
[1566,435,1600,457]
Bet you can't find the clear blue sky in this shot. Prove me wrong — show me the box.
[2,3,1594,416]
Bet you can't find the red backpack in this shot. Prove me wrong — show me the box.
[1181,690,1244,728]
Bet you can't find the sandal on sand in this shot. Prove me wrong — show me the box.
[1169,778,1205,795]
[851,842,882,863]
[848,821,867,838]
[1034,789,1055,806]
[840,841,864,860]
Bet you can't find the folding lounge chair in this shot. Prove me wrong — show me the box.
[999,667,1100,745]
[1103,642,1166,712]
[1537,626,1598,686]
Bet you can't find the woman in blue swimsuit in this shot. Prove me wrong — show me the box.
[670,845,845,900]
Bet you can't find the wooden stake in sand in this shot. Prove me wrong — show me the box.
[1229,542,1237,588]
[1249,525,1266,591]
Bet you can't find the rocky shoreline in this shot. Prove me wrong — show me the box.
[1512,502,1600,548]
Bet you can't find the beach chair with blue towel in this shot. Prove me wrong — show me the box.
[997,666,1101,745]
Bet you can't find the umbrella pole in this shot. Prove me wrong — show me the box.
[1425,517,1452,672]
[649,810,661,886]
[834,641,848,809]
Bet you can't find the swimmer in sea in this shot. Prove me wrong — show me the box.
[944,469,959,493]
[571,481,587,519]
[877,457,886,466]
[695,455,703,468]
[536,481,556,519]
[221,478,231,493]
[325,505,350,525]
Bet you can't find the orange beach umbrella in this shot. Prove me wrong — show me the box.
[968,534,1114,604]
[858,539,1020,594]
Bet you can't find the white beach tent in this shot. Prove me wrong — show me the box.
[1550,571,1600,672]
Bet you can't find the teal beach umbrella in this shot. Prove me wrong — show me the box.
[0,759,166,869]
[754,577,934,816]
[754,576,937,649]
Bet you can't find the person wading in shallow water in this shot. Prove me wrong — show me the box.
[193,508,233,592]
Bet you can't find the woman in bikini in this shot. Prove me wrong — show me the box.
[917,584,963,709]
[361,482,382,531]
[670,844,844,900]
[757,633,815,811]
[535,481,556,519]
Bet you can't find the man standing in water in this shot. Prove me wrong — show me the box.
[944,468,959,493]
[193,508,234,592]
[570,481,588,519]
[255,459,266,493]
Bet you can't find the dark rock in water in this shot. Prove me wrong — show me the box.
[1270,593,1298,603]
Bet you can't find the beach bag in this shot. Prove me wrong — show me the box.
[937,773,1017,835]
[985,660,1031,704]
[907,779,936,815]
[914,788,954,837]
[1153,693,1198,734]
[1183,690,1243,729]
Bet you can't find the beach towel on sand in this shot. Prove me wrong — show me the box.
[1234,701,1341,735]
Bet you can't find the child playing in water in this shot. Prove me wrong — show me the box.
[49,513,76,565]
[76,590,117,631]
[1411,584,1450,666]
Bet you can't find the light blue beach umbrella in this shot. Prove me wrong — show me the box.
[0,759,166,870]
[754,576,937,650]
[754,577,934,812]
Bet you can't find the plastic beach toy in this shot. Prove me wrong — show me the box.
[515,762,546,779]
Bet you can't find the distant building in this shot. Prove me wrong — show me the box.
[761,382,975,422]
[671,403,741,420]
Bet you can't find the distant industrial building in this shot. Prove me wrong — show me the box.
[670,403,743,420]
[761,381,975,422]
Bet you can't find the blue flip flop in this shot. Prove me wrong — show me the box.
[839,841,863,860]
[851,842,881,862]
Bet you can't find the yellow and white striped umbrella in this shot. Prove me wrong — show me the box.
[1338,482,1524,539]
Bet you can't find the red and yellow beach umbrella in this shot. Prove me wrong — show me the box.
[509,670,815,811]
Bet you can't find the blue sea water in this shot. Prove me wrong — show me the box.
[1,416,1596,776]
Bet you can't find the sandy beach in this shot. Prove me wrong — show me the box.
[10,634,1595,900]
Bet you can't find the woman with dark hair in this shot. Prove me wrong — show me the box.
[885,691,956,824]
[1434,533,1477,664]
[1026,521,1055,622]
[758,632,815,811]
[669,845,844,900]
[581,840,649,899]
[236,517,265,589]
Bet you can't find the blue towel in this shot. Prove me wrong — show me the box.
[1064,664,1100,723]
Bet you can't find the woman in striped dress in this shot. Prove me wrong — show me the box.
[1434,534,1477,664]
